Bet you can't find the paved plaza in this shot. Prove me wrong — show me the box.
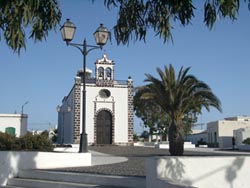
[51,146,250,177]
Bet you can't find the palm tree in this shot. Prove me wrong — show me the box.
[139,64,222,156]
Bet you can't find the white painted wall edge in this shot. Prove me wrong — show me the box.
[0,151,92,186]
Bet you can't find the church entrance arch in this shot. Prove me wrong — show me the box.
[96,110,112,144]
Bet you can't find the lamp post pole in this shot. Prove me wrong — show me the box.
[60,19,110,153]
[21,101,28,116]
[79,39,88,152]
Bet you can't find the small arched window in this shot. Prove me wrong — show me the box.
[106,67,111,80]
[98,67,104,79]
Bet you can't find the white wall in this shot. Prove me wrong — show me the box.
[0,114,27,137]
[112,87,129,143]
[0,151,91,186]
[147,156,250,188]
[86,85,129,144]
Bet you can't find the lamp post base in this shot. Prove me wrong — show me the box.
[79,133,88,153]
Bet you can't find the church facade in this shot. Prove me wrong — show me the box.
[57,54,134,145]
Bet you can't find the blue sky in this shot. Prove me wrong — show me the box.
[0,1,250,133]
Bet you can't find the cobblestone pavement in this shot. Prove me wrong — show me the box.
[49,146,249,177]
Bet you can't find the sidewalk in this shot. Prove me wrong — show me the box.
[54,145,128,166]
[90,150,128,166]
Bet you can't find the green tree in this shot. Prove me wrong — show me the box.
[140,64,222,155]
[0,0,61,54]
[140,130,149,140]
[182,111,199,136]
[135,86,199,141]
[134,86,171,140]
[104,0,249,45]
[133,133,139,142]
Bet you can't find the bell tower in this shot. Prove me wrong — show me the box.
[95,54,115,87]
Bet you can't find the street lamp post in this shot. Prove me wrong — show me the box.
[60,19,110,153]
[21,101,29,115]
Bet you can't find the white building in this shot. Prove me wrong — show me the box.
[57,54,134,145]
[0,114,28,137]
[233,127,250,147]
[186,129,208,145]
[207,116,250,148]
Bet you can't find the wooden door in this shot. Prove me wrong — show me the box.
[96,110,112,144]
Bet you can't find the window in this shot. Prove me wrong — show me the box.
[98,67,104,79]
[106,67,111,80]
[99,89,111,98]
[5,127,15,136]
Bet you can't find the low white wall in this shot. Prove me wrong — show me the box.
[147,156,250,188]
[134,142,155,147]
[155,142,195,149]
[0,151,91,186]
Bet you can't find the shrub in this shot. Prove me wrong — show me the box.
[242,137,250,145]
[133,134,139,142]
[51,129,58,143]
[0,131,54,151]
[0,132,15,150]
[20,132,54,151]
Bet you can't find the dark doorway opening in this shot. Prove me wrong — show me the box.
[96,110,112,144]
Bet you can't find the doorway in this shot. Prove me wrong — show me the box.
[96,110,112,144]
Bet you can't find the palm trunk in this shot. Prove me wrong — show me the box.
[168,120,184,156]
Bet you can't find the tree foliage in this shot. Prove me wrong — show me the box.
[1,1,249,54]
[139,64,222,155]
[134,86,171,138]
[104,0,249,45]
[0,0,61,54]
[242,137,250,145]
[134,85,199,139]
[182,112,198,136]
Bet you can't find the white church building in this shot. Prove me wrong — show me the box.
[57,54,134,145]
